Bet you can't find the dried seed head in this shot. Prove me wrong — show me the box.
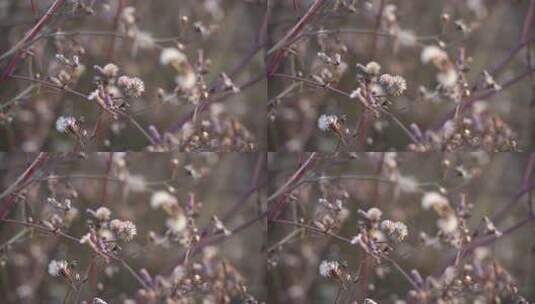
[317,114,338,131]
[160,48,187,66]
[48,260,68,277]
[438,215,459,234]
[110,219,137,241]
[118,76,145,97]
[95,207,112,221]
[381,220,408,242]
[421,45,449,65]
[319,260,340,278]
[365,207,383,222]
[365,61,382,76]
[422,192,449,211]
[102,63,119,78]
[379,74,407,96]
[55,116,77,133]
[150,191,178,209]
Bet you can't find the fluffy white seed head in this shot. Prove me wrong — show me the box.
[421,45,448,64]
[319,260,340,278]
[48,260,68,277]
[55,116,76,133]
[379,74,407,96]
[317,114,338,131]
[160,48,187,66]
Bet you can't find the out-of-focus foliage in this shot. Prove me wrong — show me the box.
[268,152,535,303]
[268,1,534,152]
[0,153,266,303]
[0,0,266,151]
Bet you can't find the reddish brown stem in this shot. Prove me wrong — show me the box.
[0,0,65,83]
[370,0,385,58]
[106,0,126,62]
[356,110,369,151]
[267,0,327,75]
[0,153,49,219]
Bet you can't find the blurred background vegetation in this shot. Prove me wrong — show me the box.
[268,1,535,151]
[267,152,535,303]
[0,153,266,302]
[0,0,266,151]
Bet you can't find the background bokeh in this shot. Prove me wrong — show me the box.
[267,152,535,303]
[0,153,266,303]
[268,1,535,151]
[0,0,266,151]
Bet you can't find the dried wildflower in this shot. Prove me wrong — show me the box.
[421,45,448,65]
[102,63,119,78]
[381,220,408,242]
[166,216,187,233]
[379,74,407,96]
[437,68,458,88]
[55,116,77,133]
[95,207,111,221]
[48,260,68,277]
[319,260,340,278]
[317,114,338,131]
[117,76,145,97]
[150,190,178,209]
[110,219,137,241]
[421,192,449,211]
[366,61,381,75]
[365,207,383,222]
[160,47,187,66]
[437,215,459,234]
